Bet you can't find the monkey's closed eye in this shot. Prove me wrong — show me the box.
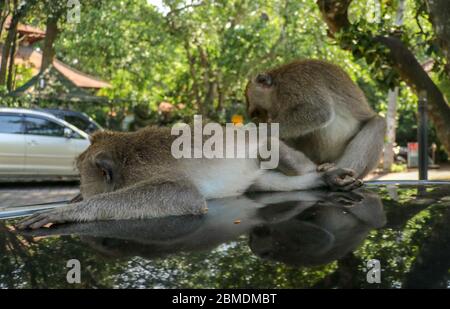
[100,168,112,183]
[93,154,115,184]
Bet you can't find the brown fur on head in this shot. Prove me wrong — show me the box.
[76,126,176,199]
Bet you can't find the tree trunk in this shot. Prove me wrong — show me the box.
[0,1,11,40]
[384,87,398,172]
[384,0,404,172]
[41,16,59,72]
[0,0,35,87]
[0,4,18,86]
[203,80,216,117]
[317,0,450,154]
[183,38,202,114]
[216,83,225,113]
[198,45,215,117]
[376,35,450,153]
[426,0,450,76]
[6,29,17,91]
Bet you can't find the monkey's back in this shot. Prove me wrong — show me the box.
[268,59,376,121]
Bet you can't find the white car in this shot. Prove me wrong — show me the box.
[0,108,90,181]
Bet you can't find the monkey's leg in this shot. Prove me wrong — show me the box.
[276,140,317,176]
[17,178,207,230]
[274,141,360,191]
[250,171,325,192]
[251,166,362,192]
[334,115,386,179]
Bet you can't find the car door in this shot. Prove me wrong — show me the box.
[24,115,89,175]
[0,114,26,175]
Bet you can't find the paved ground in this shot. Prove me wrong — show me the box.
[0,165,449,209]
[366,164,450,181]
[0,182,79,209]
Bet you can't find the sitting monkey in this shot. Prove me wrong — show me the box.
[17,126,361,229]
[246,59,386,190]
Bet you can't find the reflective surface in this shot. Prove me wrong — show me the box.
[0,184,449,288]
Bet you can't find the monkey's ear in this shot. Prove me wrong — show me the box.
[89,130,114,144]
[255,73,273,87]
[93,151,115,183]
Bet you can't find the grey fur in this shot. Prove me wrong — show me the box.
[246,59,386,182]
[16,127,361,230]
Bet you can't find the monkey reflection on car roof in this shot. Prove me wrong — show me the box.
[19,190,386,267]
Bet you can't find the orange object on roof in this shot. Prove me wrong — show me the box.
[158,102,175,113]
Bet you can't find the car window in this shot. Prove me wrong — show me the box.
[64,115,89,131]
[69,130,84,139]
[24,116,64,137]
[0,115,23,134]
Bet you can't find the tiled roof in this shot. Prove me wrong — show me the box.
[4,16,45,44]
[1,45,110,89]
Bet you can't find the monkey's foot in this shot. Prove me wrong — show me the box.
[322,167,363,191]
[16,209,70,230]
[69,193,83,203]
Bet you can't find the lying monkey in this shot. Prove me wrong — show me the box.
[17,126,361,229]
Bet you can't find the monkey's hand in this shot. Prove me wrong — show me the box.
[320,166,363,191]
[18,193,85,229]
[317,163,336,172]
[16,207,75,230]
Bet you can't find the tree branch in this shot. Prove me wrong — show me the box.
[316,0,450,154]
[316,0,351,36]
[426,0,450,76]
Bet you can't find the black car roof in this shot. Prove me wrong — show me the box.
[36,109,90,119]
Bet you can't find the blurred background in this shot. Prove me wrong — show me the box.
[0,0,449,185]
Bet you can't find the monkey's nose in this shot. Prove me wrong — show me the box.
[250,108,269,123]
[255,74,273,87]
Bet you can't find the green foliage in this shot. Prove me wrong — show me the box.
[54,0,377,120]
[390,163,407,173]
[1,0,447,152]
[335,0,436,91]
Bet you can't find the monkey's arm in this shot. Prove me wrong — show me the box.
[275,94,334,139]
[17,177,207,230]
[276,140,317,176]
[334,115,386,179]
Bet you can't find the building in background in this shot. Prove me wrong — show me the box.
[0,17,110,96]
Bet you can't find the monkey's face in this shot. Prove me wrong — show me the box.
[245,73,276,123]
[76,133,125,199]
[77,149,119,199]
